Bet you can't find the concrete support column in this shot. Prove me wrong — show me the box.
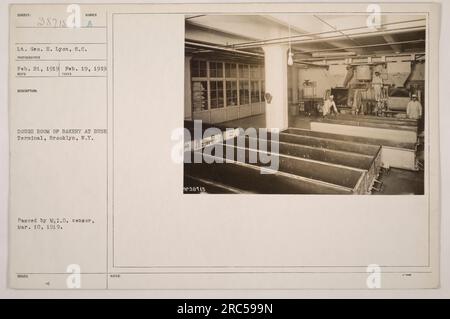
[184,56,192,120]
[263,45,289,130]
[291,66,299,104]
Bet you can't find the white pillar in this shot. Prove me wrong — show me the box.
[184,56,192,120]
[263,45,289,130]
[291,66,299,104]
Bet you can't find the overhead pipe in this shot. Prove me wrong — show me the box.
[230,26,425,49]
[298,39,425,56]
[187,43,327,68]
[312,52,357,58]
[186,41,328,68]
[294,61,329,68]
[313,14,363,47]
[228,19,426,47]
[186,25,425,59]
[296,51,425,63]
[186,40,423,68]
[185,41,264,57]
[228,18,425,48]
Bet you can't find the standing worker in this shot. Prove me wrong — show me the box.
[372,71,384,102]
[372,71,384,114]
[406,94,423,120]
[323,95,338,117]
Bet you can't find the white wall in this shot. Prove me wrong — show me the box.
[297,64,348,98]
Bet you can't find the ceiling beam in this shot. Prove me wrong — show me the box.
[382,34,402,53]
[312,15,367,55]
[185,41,264,57]
[294,39,424,56]
[229,18,425,48]
[186,20,258,45]
[259,14,354,54]
[231,26,425,49]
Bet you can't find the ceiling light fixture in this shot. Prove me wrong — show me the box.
[287,23,294,66]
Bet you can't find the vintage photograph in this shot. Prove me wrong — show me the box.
[184,13,426,195]
[6,2,442,293]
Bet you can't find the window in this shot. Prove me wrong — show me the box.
[191,60,207,78]
[210,81,224,109]
[209,62,223,78]
[225,63,237,78]
[239,64,249,79]
[190,60,264,112]
[192,81,208,111]
[226,81,238,106]
[239,80,250,105]
[251,81,260,103]
[250,65,260,79]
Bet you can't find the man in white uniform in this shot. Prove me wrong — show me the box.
[322,95,338,117]
[372,71,383,102]
[406,94,422,120]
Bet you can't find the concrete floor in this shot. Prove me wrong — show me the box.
[221,113,321,130]
[221,114,266,129]
[374,168,424,195]
[219,113,424,195]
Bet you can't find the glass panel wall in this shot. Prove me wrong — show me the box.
[190,59,264,112]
